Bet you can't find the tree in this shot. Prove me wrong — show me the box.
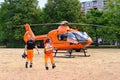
[103,0,120,26]
[86,9,103,24]
[41,0,84,34]
[43,0,82,23]
[102,0,120,46]
[0,0,41,47]
[86,9,104,46]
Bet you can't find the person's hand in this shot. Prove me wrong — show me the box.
[38,50,40,54]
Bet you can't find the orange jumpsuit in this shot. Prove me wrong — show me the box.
[44,42,54,65]
[27,50,34,63]
[26,40,36,63]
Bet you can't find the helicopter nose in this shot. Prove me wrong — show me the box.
[87,37,92,45]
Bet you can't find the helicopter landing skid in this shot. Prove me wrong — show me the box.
[54,48,90,57]
[80,48,88,57]
[54,49,73,57]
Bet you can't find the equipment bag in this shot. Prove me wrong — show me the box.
[22,50,27,59]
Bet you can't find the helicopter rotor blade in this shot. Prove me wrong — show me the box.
[13,23,59,28]
[68,23,105,27]
[29,23,60,26]
[14,25,24,28]
[30,23,105,27]
[15,22,106,27]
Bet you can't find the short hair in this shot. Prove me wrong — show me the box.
[45,38,50,43]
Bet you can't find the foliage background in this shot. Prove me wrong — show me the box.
[0,0,120,47]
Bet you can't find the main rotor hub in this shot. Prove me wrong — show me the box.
[60,21,69,25]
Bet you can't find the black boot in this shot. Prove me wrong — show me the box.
[52,64,56,69]
[45,66,49,70]
[25,62,28,68]
[30,63,32,68]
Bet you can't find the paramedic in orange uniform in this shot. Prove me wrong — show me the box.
[44,38,56,70]
[24,39,39,68]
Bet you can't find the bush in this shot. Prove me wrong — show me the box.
[6,40,25,48]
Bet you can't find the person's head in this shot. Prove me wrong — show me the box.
[45,38,50,43]
[60,21,69,26]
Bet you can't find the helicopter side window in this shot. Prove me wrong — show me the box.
[58,34,67,41]
[67,32,77,40]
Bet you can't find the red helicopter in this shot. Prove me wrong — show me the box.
[23,21,92,57]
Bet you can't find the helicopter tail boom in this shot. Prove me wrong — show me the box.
[35,35,48,41]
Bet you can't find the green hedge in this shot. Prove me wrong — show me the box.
[6,40,25,48]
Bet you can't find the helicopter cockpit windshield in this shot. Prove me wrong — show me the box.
[58,31,89,42]
[67,32,88,41]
